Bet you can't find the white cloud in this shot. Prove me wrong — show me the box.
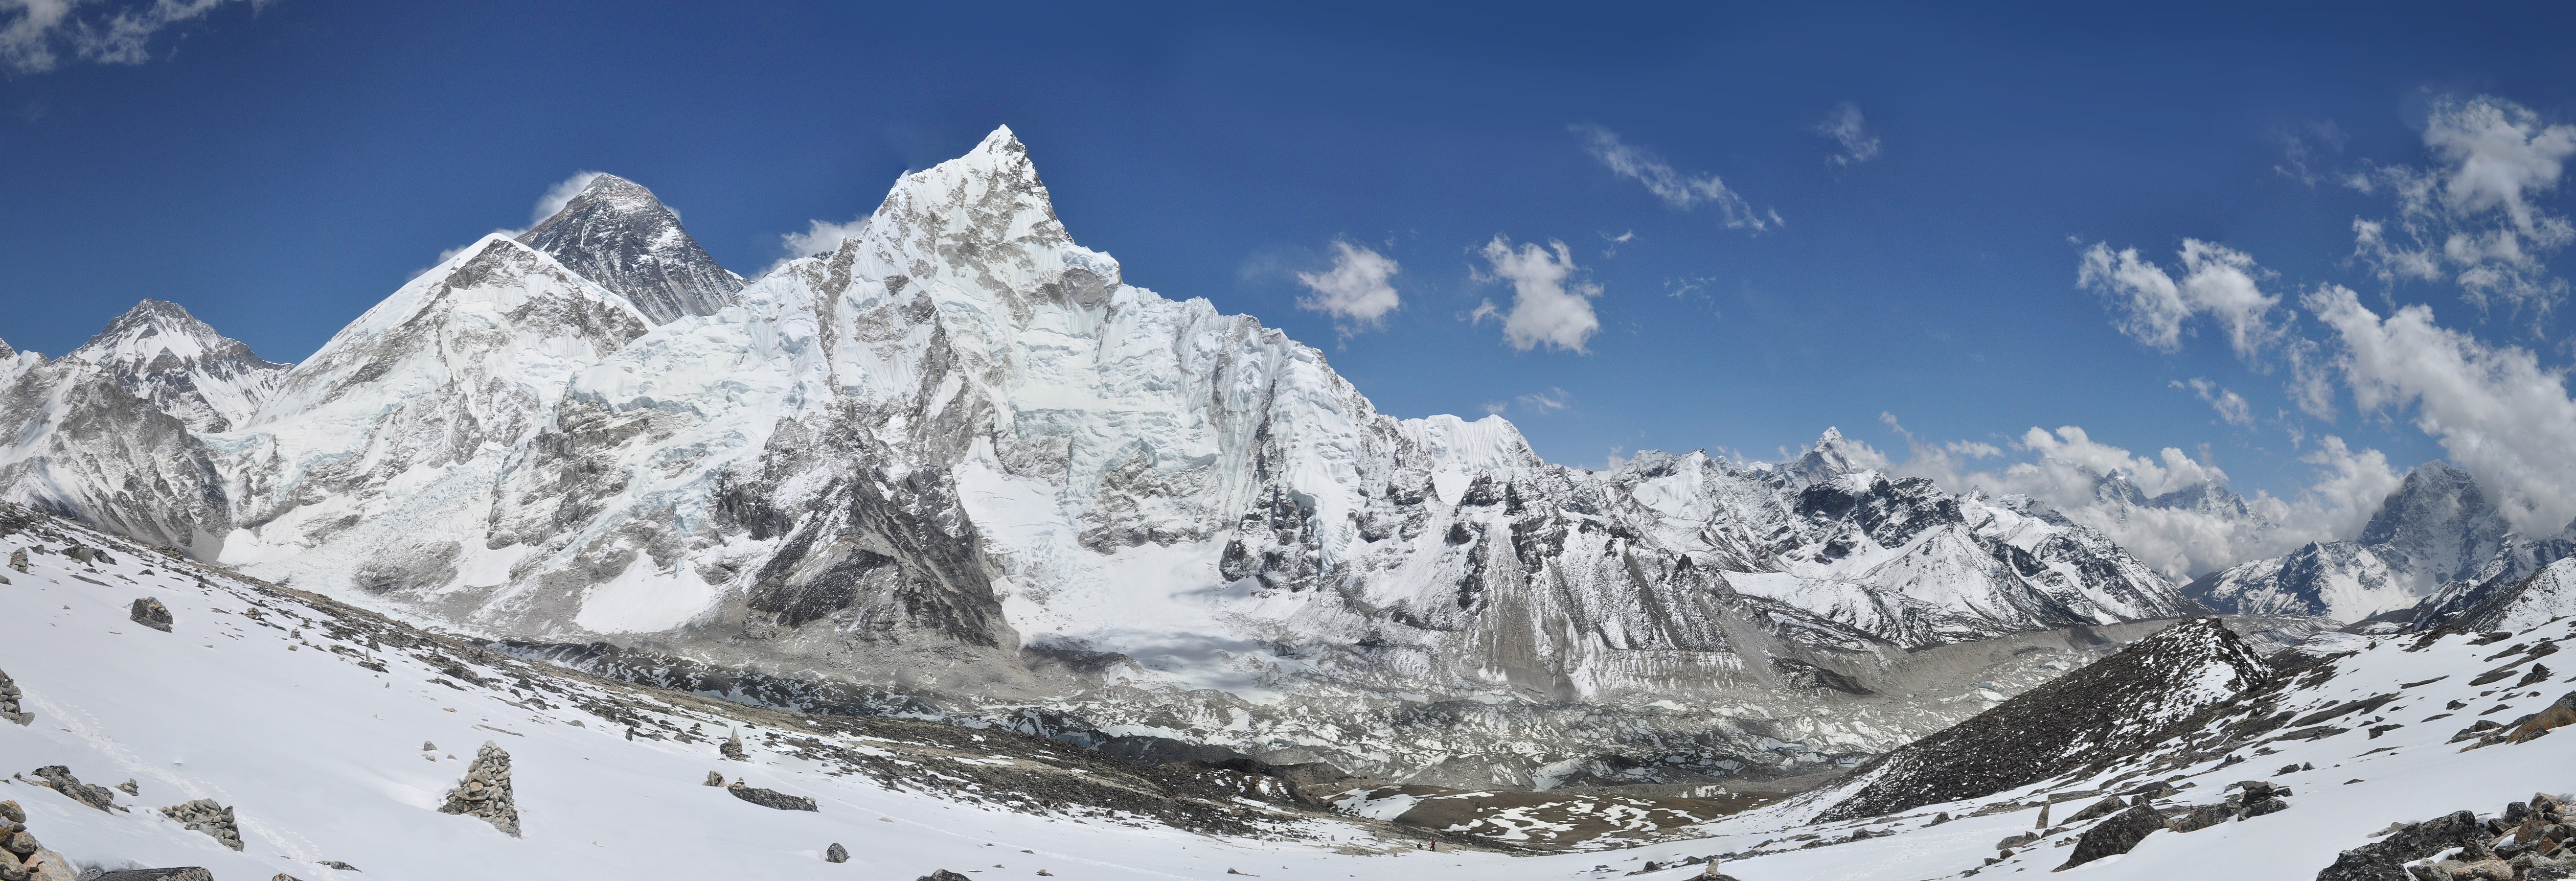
[1573,124,1780,232]
[1473,235,1602,353]
[1,0,261,73]
[1294,239,1401,330]
[2348,94,2576,319]
[1816,101,1881,166]
[2077,238,2283,361]
[2173,378,2255,426]
[2305,283,2576,536]
[530,170,605,225]
[1515,387,1571,413]
[2272,120,2347,187]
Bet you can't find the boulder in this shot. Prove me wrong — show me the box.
[0,667,28,726]
[129,598,173,632]
[826,843,849,863]
[2059,804,2167,870]
[918,872,972,881]
[728,781,818,812]
[2169,803,2235,833]
[2065,795,2131,825]
[705,771,726,787]
[91,871,212,881]
[436,742,521,836]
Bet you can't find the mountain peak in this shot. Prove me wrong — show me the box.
[1790,426,1878,484]
[65,299,289,433]
[2359,460,2511,584]
[517,173,742,325]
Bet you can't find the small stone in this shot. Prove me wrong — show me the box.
[7,549,26,573]
[422,742,435,752]
[116,780,137,796]
[826,843,848,863]
[705,771,726,787]
[318,860,360,870]
[128,598,173,632]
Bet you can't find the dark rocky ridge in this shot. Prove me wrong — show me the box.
[516,174,743,324]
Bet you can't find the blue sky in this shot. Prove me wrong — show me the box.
[6,1,2576,567]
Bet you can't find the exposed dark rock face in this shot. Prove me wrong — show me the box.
[436,742,521,836]
[516,174,743,324]
[1818,618,2269,820]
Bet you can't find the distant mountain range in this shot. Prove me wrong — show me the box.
[2,127,2563,786]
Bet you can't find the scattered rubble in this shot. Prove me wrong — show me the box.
[436,742,521,836]
[159,799,244,851]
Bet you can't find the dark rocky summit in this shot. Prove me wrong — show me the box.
[515,173,743,324]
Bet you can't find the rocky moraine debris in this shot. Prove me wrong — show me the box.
[2312,792,2576,880]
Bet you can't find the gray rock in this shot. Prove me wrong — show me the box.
[27,767,117,813]
[435,742,520,837]
[917,872,971,881]
[704,771,725,787]
[91,871,213,881]
[2168,803,2234,833]
[2241,796,2291,819]
[721,730,748,762]
[2316,810,2493,881]
[8,549,25,573]
[128,599,172,633]
[727,781,817,812]
[2064,795,2130,824]
[826,843,848,863]
[2059,804,2167,870]
[318,860,359,870]
[159,799,243,851]
[114,781,136,797]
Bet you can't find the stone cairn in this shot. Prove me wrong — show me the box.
[436,742,521,837]
[7,548,26,574]
[129,598,173,633]
[160,799,244,851]
[721,728,749,761]
[0,668,27,726]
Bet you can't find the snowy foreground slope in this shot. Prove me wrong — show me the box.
[9,505,2576,880]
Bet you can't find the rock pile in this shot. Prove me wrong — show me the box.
[128,598,172,633]
[1,799,83,881]
[0,668,27,726]
[721,729,748,761]
[727,780,818,811]
[25,766,119,813]
[436,742,521,836]
[160,799,244,851]
[2170,780,2293,833]
[2316,793,2576,880]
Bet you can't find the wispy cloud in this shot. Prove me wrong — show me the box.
[2272,120,2348,187]
[1294,239,1401,331]
[1572,124,1780,232]
[1515,387,1571,413]
[2173,378,2255,426]
[1471,235,1601,353]
[1816,101,1882,166]
[2348,94,2576,322]
[1,0,266,74]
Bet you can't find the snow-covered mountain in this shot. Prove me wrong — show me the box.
[2187,462,2569,623]
[515,173,744,324]
[0,300,288,555]
[1,127,2199,785]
